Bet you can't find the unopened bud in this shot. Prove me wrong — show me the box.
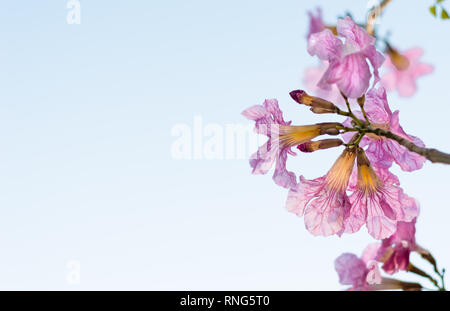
[357,94,365,108]
[324,128,340,135]
[290,90,338,113]
[298,139,343,153]
[310,107,336,114]
[317,122,342,136]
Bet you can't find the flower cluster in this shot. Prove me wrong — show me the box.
[242,8,445,291]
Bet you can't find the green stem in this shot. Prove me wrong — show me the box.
[360,105,371,125]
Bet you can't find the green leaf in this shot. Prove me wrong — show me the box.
[442,8,450,19]
[437,0,446,3]
[430,5,437,16]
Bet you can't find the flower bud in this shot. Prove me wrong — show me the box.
[298,139,343,153]
[310,107,335,114]
[317,122,342,136]
[289,90,338,114]
[357,94,365,108]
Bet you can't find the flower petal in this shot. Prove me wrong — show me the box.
[335,253,367,286]
[307,7,325,38]
[249,141,278,175]
[387,111,426,171]
[365,140,394,170]
[335,53,371,98]
[286,176,325,216]
[242,105,268,121]
[403,47,424,61]
[304,190,350,236]
[337,16,375,51]
[366,260,382,285]
[307,29,343,61]
[273,149,297,189]
[361,243,382,264]
[412,63,434,78]
[382,246,411,274]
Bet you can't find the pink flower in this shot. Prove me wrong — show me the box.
[335,244,382,291]
[381,47,434,97]
[353,87,426,172]
[242,99,341,189]
[345,149,419,239]
[286,148,356,236]
[307,16,385,98]
[335,243,422,291]
[376,219,417,274]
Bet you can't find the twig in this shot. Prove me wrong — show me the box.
[366,0,393,36]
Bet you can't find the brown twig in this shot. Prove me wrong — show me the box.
[365,127,450,165]
[408,264,441,289]
[366,0,393,35]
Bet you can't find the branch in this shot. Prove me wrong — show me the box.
[365,127,450,165]
[366,0,393,35]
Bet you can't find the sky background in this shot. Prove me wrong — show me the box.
[0,0,449,290]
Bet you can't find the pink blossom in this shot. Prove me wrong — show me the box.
[382,47,434,97]
[335,243,423,291]
[335,244,382,291]
[242,100,340,189]
[376,219,418,274]
[355,87,426,172]
[286,148,356,236]
[345,149,419,239]
[307,16,385,98]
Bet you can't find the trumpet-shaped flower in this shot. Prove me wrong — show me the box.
[286,148,356,236]
[345,149,419,239]
[381,47,434,97]
[352,87,426,172]
[307,16,385,98]
[335,244,422,291]
[242,99,341,189]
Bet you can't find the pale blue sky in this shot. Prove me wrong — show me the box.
[0,0,449,290]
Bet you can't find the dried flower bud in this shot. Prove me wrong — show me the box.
[298,139,343,153]
[357,94,365,108]
[289,90,338,114]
